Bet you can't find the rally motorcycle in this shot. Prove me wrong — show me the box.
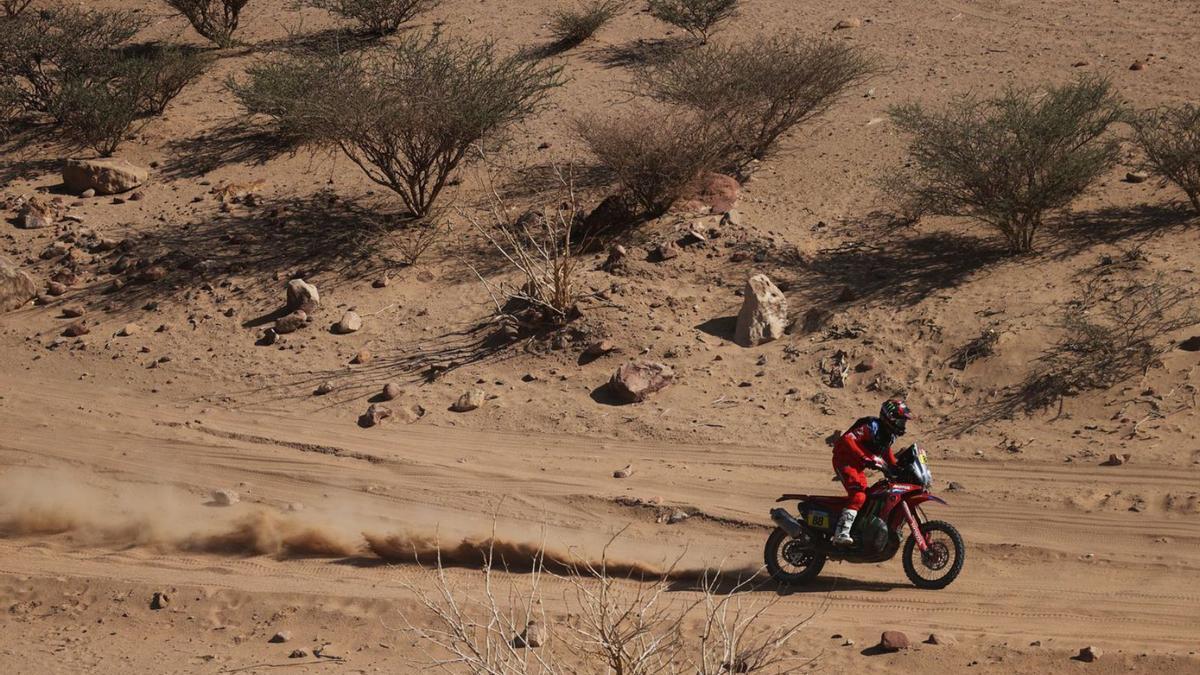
[765,444,965,589]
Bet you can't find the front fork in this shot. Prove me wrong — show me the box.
[901,501,928,552]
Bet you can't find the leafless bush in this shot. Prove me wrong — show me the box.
[233,35,562,219]
[126,46,212,115]
[639,36,873,168]
[648,0,738,44]
[0,7,146,116]
[1131,103,1200,214]
[888,76,1123,253]
[949,328,999,370]
[161,0,250,48]
[462,171,587,328]
[393,219,447,265]
[0,84,19,139]
[2,0,33,18]
[576,111,728,216]
[305,0,440,36]
[548,0,625,50]
[395,531,814,675]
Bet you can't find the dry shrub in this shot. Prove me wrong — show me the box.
[393,219,446,266]
[161,0,250,48]
[0,84,19,140]
[305,0,440,36]
[949,328,999,370]
[647,0,738,44]
[233,35,562,219]
[127,46,212,115]
[396,532,815,675]
[640,36,874,167]
[576,111,728,216]
[0,7,146,116]
[1131,103,1200,213]
[888,76,1123,253]
[2,0,33,18]
[547,0,625,50]
[462,170,588,328]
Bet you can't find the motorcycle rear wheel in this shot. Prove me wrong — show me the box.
[764,527,826,585]
[902,520,965,590]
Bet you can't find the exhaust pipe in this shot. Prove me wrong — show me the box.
[770,508,805,538]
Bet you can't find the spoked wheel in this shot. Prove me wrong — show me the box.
[764,527,826,585]
[902,520,965,589]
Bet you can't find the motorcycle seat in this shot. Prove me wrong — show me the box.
[776,494,851,508]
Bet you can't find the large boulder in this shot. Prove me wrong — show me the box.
[285,278,320,312]
[879,631,910,652]
[451,388,485,413]
[0,256,37,312]
[677,173,740,214]
[735,274,788,347]
[62,158,148,195]
[608,361,674,403]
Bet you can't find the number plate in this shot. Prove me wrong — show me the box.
[806,511,831,529]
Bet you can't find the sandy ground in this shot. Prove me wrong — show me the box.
[3,0,1200,672]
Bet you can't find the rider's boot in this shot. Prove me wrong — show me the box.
[832,509,857,546]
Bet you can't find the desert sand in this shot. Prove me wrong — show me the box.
[2,0,1199,673]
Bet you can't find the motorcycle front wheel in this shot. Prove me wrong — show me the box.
[764,527,826,585]
[902,520,965,590]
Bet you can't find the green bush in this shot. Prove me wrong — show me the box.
[888,76,1123,253]
[161,0,250,48]
[548,0,625,49]
[56,66,147,156]
[647,0,738,43]
[0,7,146,116]
[125,46,212,115]
[576,110,729,216]
[1131,103,1200,213]
[232,35,562,218]
[305,0,440,36]
[639,36,874,167]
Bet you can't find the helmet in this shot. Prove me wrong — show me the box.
[880,398,914,436]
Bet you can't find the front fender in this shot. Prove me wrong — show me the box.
[913,493,948,507]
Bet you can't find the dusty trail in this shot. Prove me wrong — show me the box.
[1,371,1199,668]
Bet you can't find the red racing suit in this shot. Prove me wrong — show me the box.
[832,417,898,510]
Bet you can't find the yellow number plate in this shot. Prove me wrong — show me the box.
[807,512,830,529]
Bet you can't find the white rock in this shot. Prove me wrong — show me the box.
[735,274,788,347]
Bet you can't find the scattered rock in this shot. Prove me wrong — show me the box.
[80,188,96,198]
[149,592,170,610]
[269,631,292,644]
[926,633,957,646]
[288,649,309,658]
[381,382,403,401]
[1180,336,1200,352]
[514,621,545,649]
[274,310,308,335]
[583,339,617,360]
[947,481,965,492]
[61,305,84,318]
[613,464,633,479]
[285,278,320,312]
[362,404,392,427]
[608,361,674,403]
[1101,454,1125,466]
[46,281,68,297]
[1129,61,1145,71]
[259,328,279,346]
[855,358,877,373]
[334,310,362,334]
[136,266,167,284]
[735,274,788,347]
[16,197,59,229]
[63,158,148,195]
[834,17,863,29]
[842,639,855,647]
[63,322,89,337]
[451,388,485,413]
[372,276,389,288]
[653,240,681,262]
[1076,646,1101,662]
[350,348,371,365]
[667,510,690,524]
[314,643,344,659]
[1125,171,1149,183]
[720,210,744,227]
[0,256,38,312]
[879,631,910,652]
[117,323,139,337]
[210,489,240,506]
[602,244,627,273]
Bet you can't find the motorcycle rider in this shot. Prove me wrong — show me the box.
[830,398,915,546]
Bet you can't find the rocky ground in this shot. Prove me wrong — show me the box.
[2,0,1200,673]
